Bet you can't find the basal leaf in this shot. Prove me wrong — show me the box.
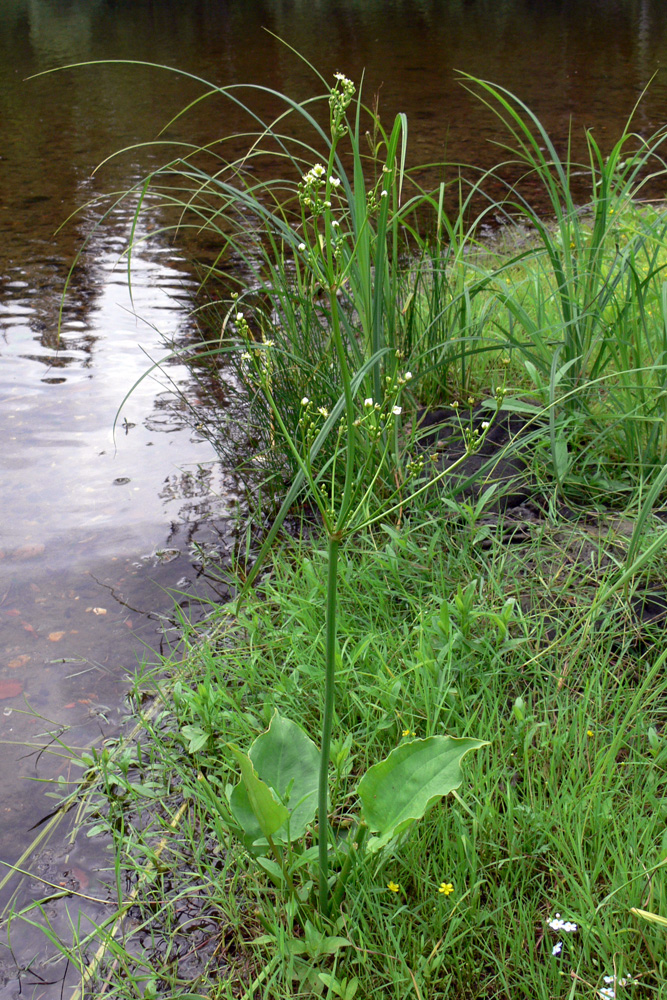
[358,735,487,851]
[249,711,320,840]
[229,746,289,842]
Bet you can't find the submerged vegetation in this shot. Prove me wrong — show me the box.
[8,53,667,998]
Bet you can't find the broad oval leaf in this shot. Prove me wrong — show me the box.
[229,747,289,842]
[248,711,320,840]
[358,735,487,851]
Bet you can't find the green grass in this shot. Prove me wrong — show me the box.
[32,500,667,998]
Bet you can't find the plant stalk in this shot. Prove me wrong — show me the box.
[318,532,340,917]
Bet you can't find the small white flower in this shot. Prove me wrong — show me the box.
[324,200,332,208]
[298,242,306,251]
[552,942,562,957]
[392,406,402,416]
[481,421,490,430]
[301,397,310,406]
[329,176,341,187]
[598,989,615,1000]
[235,312,244,322]
[240,351,252,361]
[264,339,275,348]
[331,219,340,228]
[312,163,326,177]
[381,189,388,197]
[317,406,329,417]
[548,914,577,934]
[404,371,413,380]
[364,398,373,407]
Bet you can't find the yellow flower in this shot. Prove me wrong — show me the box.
[387,881,400,893]
[402,729,415,738]
[586,730,594,737]
[438,882,454,896]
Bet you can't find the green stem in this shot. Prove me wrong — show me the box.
[318,533,340,917]
[330,822,368,914]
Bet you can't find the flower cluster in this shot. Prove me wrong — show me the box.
[329,71,355,138]
[548,911,578,962]
[598,974,637,999]
[299,162,328,216]
[548,913,578,934]
[234,312,250,340]
[298,163,344,229]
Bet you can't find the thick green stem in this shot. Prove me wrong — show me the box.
[318,533,340,918]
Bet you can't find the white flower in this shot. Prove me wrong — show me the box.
[392,406,402,416]
[301,397,310,406]
[364,398,373,407]
[334,71,352,85]
[481,421,490,430]
[548,914,577,933]
[601,974,635,993]
[235,312,244,322]
[329,176,341,187]
[317,406,329,417]
[312,163,326,177]
[381,189,388,197]
[404,371,413,380]
[298,242,306,251]
[240,352,252,361]
[331,219,340,228]
[552,942,562,957]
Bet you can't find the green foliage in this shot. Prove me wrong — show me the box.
[229,712,319,846]
[358,735,487,851]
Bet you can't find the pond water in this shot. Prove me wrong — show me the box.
[2,0,667,995]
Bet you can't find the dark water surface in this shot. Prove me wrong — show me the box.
[2,0,667,995]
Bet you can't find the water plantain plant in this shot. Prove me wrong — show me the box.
[218,68,489,921]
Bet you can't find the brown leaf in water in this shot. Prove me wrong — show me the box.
[0,680,22,700]
[48,631,66,642]
[8,655,30,670]
[5,609,20,617]
[22,622,35,633]
[70,866,90,890]
[12,544,45,560]
[63,702,76,709]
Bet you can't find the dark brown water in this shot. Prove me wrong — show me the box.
[2,0,667,995]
